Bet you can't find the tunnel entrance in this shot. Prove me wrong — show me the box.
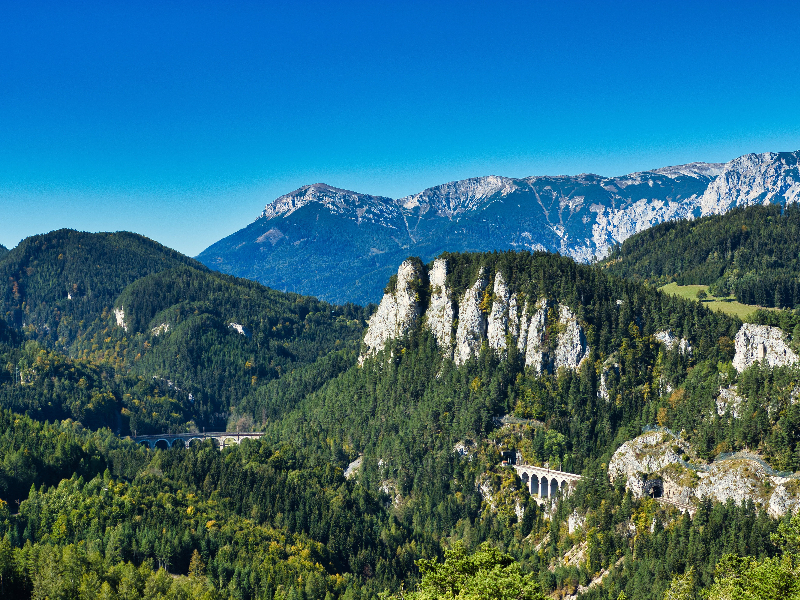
[642,478,663,499]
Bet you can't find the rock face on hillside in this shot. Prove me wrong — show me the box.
[732,324,798,372]
[425,258,456,351]
[487,272,513,355]
[609,431,800,516]
[362,258,590,370]
[700,152,800,216]
[359,260,423,364]
[716,386,744,418]
[655,330,692,355]
[522,301,550,374]
[608,432,688,496]
[454,271,489,365]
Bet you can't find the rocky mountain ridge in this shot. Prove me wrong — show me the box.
[198,150,800,304]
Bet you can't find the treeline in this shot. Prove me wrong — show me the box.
[603,203,800,308]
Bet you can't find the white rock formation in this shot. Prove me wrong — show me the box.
[425,258,455,353]
[229,323,250,337]
[454,270,489,365]
[151,323,170,336]
[599,360,619,401]
[360,260,423,364]
[610,432,800,516]
[716,386,744,418]
[733,323,798,372]
[701,152,800,216]
[608,432,687,497]
[344,455,363,479]
[487,272,512,354]
[524,300,549,373]
[114,307,127,331]
[768,480,800,518]
[555,305,590,370]
[654,330,692,355]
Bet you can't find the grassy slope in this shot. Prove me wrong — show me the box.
[658,282,775,319]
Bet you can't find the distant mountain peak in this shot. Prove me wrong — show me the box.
[200,149,800,305]
[260,183,397,222]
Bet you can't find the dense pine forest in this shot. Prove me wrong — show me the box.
[0,230,800,599]
[602,203,800,308]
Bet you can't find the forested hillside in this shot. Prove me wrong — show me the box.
[0,231,371,434]
[0,229,204,347]
[602,204,800,308]
[2,239,800,599]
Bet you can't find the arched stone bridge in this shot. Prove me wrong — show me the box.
[132,432,265,450]
[512,465,582,500]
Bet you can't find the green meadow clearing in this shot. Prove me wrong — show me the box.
[658,282,774,319]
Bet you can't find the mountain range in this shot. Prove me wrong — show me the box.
[4,189,800,597]
[197,150,800,305]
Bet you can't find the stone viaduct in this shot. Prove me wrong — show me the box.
[513,464,582,500]
[132,432,264,450]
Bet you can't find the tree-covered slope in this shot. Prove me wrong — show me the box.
[0,244,7,259]
[0,231,371,434]
[602,203,800,308]
[258,251,800,599]
[0,229,205,347]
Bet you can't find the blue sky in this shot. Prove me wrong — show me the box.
[2,1,799,256]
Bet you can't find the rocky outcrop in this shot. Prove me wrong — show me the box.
[555,306,590,370]
[608,432,688,497]
[654,330,692,355]
[454,270,489,365]
[610,432,800,516]
[716,386,744,418]
[229,323,250,337]
[360,260,424,363]
[768,480,800,518]
[487,272,512,354]
[114,307,127,331]
[522,300,549,373]
[598,359,619,401]
[733,323,798,372]
[151,323,170,336]
[361,259,591,372]
[424,258,455,354]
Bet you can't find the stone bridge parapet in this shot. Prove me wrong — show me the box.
[512,464,582,500]
[132,432,264,450]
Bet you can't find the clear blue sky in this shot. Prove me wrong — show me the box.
[2,1,799,256]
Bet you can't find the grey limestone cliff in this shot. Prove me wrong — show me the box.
[487,272,514,355]
[555,305,590,370]
[454,270,489,366]
[732,323,798,372]
[609,431,800,516]
[424,258,455,355]
[359,260,423,364]
[360,258,591,372]
[523,301,549,374]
